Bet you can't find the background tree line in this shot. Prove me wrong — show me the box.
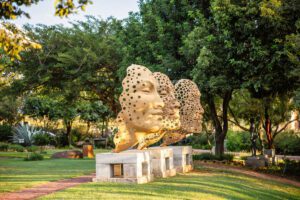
[0,0,299,155]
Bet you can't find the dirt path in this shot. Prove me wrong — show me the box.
[0,173,95,200]
[195,161,300,188]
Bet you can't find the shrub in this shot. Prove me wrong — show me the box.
[9,144,25,152]
[226,130,260,152]
[0,142,9,151]
[26,145,39,152]
[184,133,214,150]
[0,124,12,142]
[33,134,50,146]
[283,159,300,176]
[193,153,234,161]
[55,132,68,147]
[13,122,42,146]
[24,152,44,161]
[274,131,300,155]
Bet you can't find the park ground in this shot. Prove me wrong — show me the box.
[0,149,300,200]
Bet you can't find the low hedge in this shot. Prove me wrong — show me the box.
[193,153,234,161]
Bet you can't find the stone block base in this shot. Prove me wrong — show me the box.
[170,146,193,173]
[245,156,268,169]
[94,151,153,184]
[148,147,177,178]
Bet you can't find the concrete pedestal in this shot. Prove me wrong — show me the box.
[170,146,193,173]
[148,147,177,178]
[93,151,153,184]
[245,156,268,169]
[264,149,277,164]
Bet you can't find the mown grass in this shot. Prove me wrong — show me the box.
[39,167,300,200]
[1,149,300,200]
[0,148,110,193]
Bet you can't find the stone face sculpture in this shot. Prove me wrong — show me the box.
[153,72,181,131]
[136,72,181,148]
[161,79,204,146]
[113,64,165,153]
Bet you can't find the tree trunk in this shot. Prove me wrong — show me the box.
[215,134,225,156]
[264,107,273,149]
[207,90,232,156]
[86,121,90,135]
[66,121,72,147]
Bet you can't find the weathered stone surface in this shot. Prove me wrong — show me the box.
[245,156,268,169]
[94,151,153,184]
[51,150,83,159]
[148,147,177,178]
[170,146,193,173]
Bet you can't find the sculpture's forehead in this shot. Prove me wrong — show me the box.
[122,64,156,89]
[153,72,173,89]
[175,79,200,99]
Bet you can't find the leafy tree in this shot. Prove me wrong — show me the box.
[78,100,113,135]
[182,0,300,155]
[0,0,92,19]
[229,90,296,149]
[118,0,210,80]
[0,0,92,63]
[7,17,122,145]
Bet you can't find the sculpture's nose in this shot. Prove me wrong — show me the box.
[153,94,164,109]
[173,99,180,109]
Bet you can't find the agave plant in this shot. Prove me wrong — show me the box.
[13,122,42,146]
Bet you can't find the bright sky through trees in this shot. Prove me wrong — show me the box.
[11,0,139,27]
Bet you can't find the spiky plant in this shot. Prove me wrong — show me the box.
[13,122,42,146]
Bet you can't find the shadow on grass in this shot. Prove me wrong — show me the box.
[40,172,300,200]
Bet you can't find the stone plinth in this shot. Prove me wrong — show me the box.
[93,151,153,184]
[148,147,177,178]
[245,156,268,169]
[170,146,193,173]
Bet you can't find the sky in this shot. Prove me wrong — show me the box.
[12,0,140,27]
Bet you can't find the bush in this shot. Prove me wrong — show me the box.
[55,132,68,147]
[274,131,300,155]
[184,133,214,149]
[193,153,234,161]
[0,124,12,142]
[9,144,25,152]
[33,134,50,146]
[226,130,260,152]
[26,145,39,152]
[24,152,44,161]
[283,159,300,176]
[0,142,9,151]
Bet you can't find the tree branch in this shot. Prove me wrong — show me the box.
[228,105,249,131]
[273,119,298,138]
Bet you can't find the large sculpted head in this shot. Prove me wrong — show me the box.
[119,64,164,132]
[114,64,165,152]
[175,79,204,133]
[153,72,180,131]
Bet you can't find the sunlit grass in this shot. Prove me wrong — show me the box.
[0,149,109,193]
[1,149,299,199]
[39,168,300,200]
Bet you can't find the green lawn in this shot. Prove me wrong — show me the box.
[1,150,300,200]
[0,148,110,193]
[39,167,300,200]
